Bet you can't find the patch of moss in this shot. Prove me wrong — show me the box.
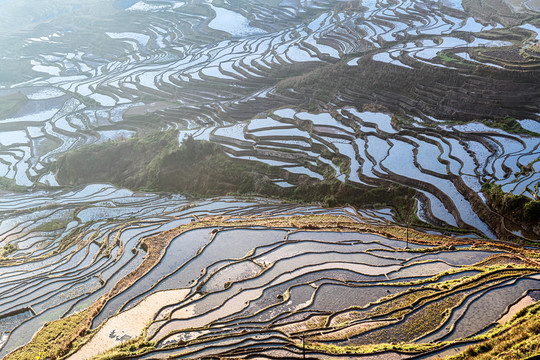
[92,339,156,360]
[438,51,470,65]
[304,339,445,355]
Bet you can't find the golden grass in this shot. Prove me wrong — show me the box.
[448,301,540,359]
[304,339,446,355]
[4,309,91,360]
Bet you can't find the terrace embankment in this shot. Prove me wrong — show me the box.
[54,130,417,218]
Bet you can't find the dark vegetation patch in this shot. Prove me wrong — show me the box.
[1,243,18,257]
[55,131,282,196]
[0,91,28,119]
[462,0,531,26]
[276,57,540,125]
[483,183,540,236]
[54,131,416,217]
[0,177,27,192]
[32,220,71,233]
[481,47,528,63]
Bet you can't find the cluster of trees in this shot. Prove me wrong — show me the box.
[55,132,280,196]
[55,131,417,217]
[483,182,540,231]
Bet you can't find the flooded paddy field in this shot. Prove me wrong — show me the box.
[0,188,538,359]
[0,0,539,358]
[2,190,537,360]
[0,0,538,238]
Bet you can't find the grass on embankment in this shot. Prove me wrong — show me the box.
[304,301,540,359]
[54,130,417,218]
[4,308,92,360]
[448,300,540,360]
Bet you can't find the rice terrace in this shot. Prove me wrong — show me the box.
[0,0,539,359]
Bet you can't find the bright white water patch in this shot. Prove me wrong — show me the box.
[1,107,61,124]
[127,1,169,11]
[98,130,136,142]
[285,47,318,62]
[88,93,116,107]
[208,4,266,37]
[26,88,65,100]
[421,191,459,227]
[106,32,151,47]
[213,123,246,139]
[361,0,378,10]
[273,108,296,119]
[347,109,397,134]
[30,61,61,76]
[460,18,487,33]
[358,111,396,134]
[347,57,360,65]
[0,131,28,146]
[247,117,288,130]
[274,181,295,188]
